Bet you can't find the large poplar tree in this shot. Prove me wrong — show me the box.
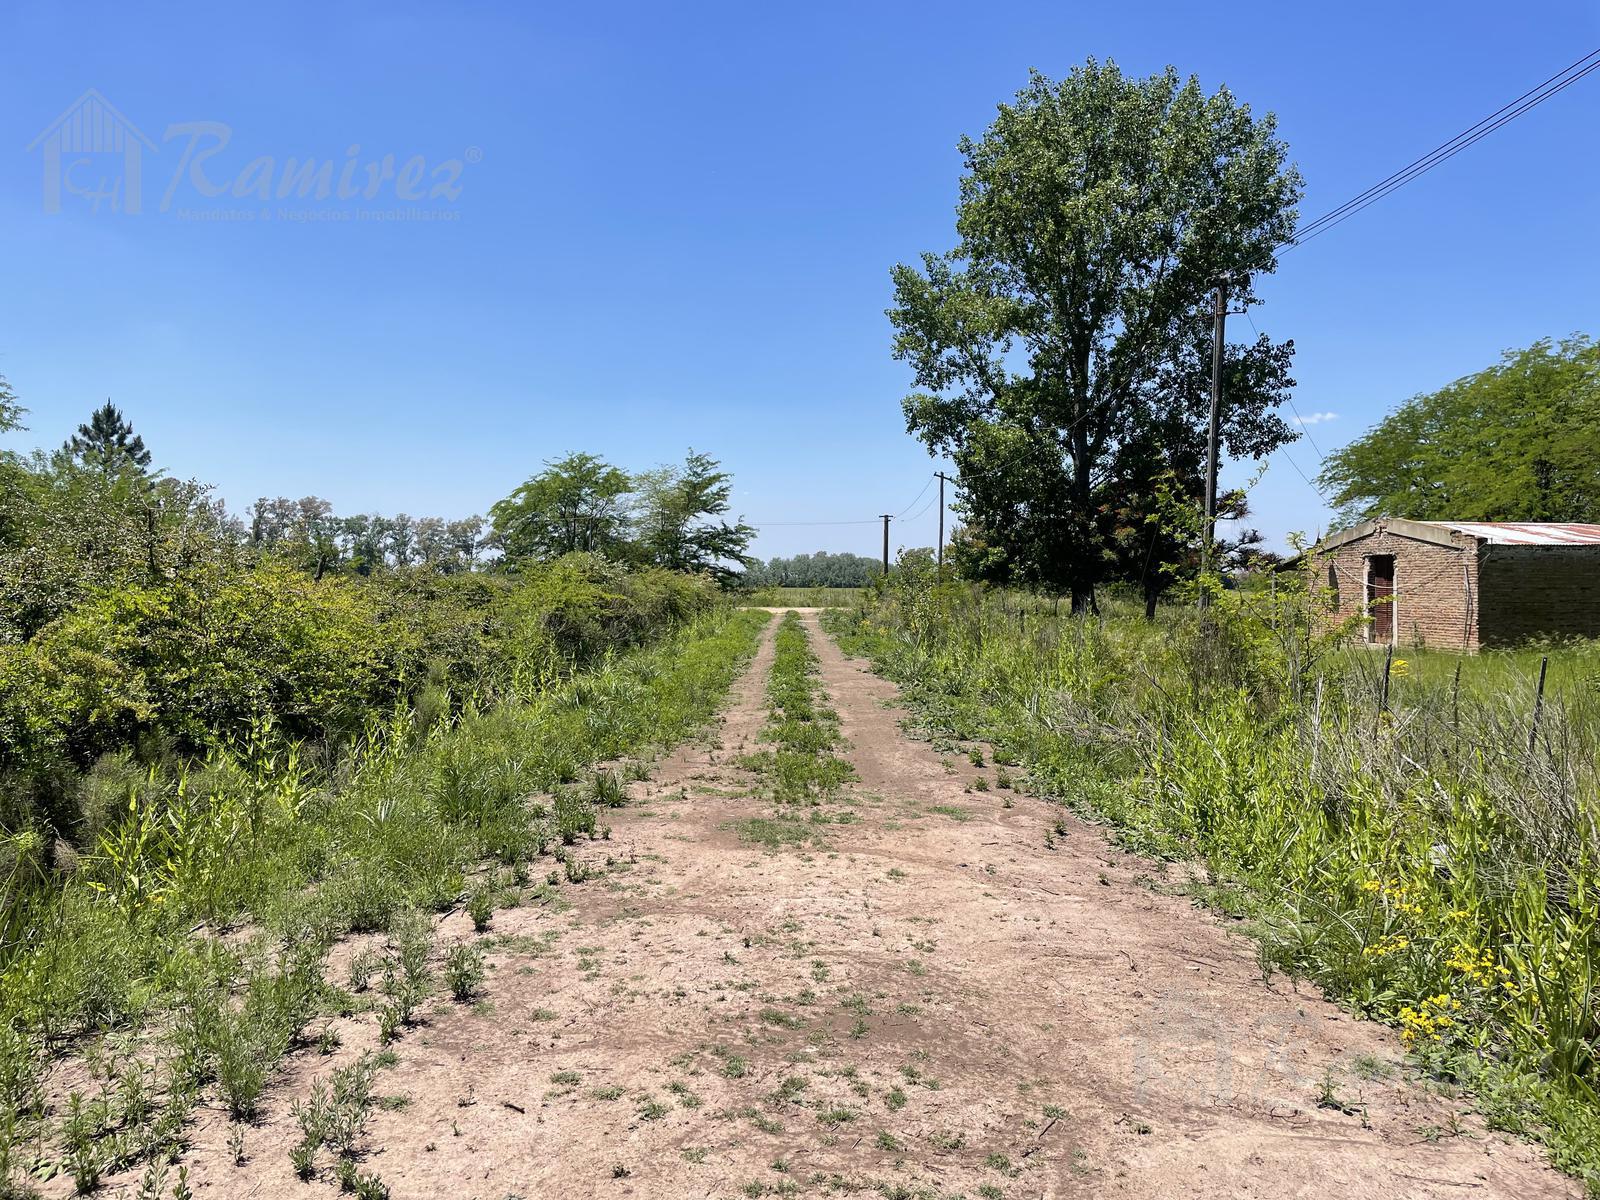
[890,61,1302,609]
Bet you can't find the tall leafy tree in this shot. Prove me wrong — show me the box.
[632,451,754,583]
[1319,336,1600,525]
[65,401,152,475]
[446,517,484,570]
[414,515,483,573]
[890,61,1302,610]
[489,452,634,562]
[385,514,417,567]
[339,513,388,575]
[1102,328,1297,611]
[248,496,341,576]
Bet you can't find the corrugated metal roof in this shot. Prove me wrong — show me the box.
[1432,522,1600,546]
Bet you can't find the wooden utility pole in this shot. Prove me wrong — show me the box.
[935,472,952,571]
[1200,281,1227,608]
[880,514,892,576]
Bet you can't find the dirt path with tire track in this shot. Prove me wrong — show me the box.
[149,609,1574,1200]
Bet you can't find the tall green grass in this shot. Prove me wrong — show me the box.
[0,606,769,1196]
[826,570,1600,1189]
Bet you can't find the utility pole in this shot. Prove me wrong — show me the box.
[1200,280,1227,608]
[879,514,892,577]
[935,472,952,572]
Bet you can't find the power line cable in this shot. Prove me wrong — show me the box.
[747,518,880,527]
[1289,46,1600,244]
[1293,48,1597,240]
[749,472,938,530]
[1284,48,1600,250]
[1286,396,1330,465]
[895,473,936,519]
[902,492,940,525]
[1276,443,1325,494]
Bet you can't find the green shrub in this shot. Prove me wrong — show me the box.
[553,788,597,845]
[380,908,432,1025]
[590,770,626,808]
[466,886,493,933]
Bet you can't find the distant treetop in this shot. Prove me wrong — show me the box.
[65,401,151,475]
[1319,335,1600,525]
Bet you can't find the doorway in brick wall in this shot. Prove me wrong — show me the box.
[1366,554,1395,644]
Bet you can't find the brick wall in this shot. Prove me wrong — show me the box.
[1318,527,1478,651]
[1478,545,1600,646]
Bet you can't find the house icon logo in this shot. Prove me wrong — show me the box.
[28,90,156,215]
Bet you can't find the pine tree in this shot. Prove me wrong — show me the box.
[66,401,152,474]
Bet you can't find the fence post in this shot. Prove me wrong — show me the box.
[1527,655,1549,755]
[1310,674,1325,783]
[1376,643,1394,736]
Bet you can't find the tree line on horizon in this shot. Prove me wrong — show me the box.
[1,396,757,585]
[740,550,882,589]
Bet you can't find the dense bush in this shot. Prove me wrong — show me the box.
[0,403,737,851]
[0,388,755,1195]
[0,544,714,842]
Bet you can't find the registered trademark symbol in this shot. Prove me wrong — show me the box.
[465,146,483,164]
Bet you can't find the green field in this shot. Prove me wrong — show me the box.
[741,586,866,608]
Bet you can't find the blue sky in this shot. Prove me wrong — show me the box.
[1,2,1596,561]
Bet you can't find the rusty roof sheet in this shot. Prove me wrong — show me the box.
[1433,522,1600,546]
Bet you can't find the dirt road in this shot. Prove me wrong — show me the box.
[169,611,1574,1199]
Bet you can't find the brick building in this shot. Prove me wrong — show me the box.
[1314,519,1600,651]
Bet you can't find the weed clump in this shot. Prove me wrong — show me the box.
[444,944,485,1002]
[466,887,494,933]
[290,1052,382,1184]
